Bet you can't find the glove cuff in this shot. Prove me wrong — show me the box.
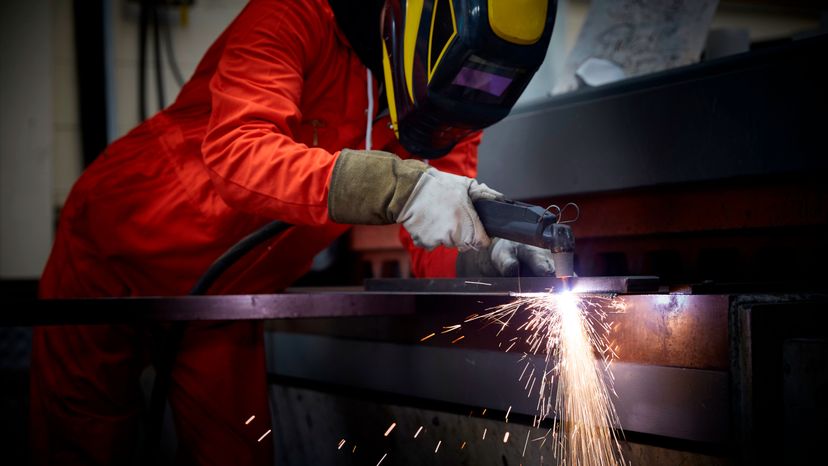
[328,149,428,224]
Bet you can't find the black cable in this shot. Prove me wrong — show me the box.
[152,0,165,110]
[138,0,149,121]
[188,221,294,295]
[160,7,185,87]
[143,220,293,464]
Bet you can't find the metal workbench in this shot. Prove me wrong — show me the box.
[7,278,827,463]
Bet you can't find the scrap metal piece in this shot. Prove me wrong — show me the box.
[364,276,659,294]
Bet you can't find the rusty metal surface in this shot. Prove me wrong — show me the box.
[9,291,728,370]
[532,175,828,240]
[612,295,729,370]
[365,276,661,294]
[268,293,730,370]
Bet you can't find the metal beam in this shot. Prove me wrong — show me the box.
[3,293,425,326]
[265,332,729,443]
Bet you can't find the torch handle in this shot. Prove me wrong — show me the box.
[472,198,557,249]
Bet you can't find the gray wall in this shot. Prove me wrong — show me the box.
[0,1,53,278]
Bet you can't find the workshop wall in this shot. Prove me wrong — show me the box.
[52,0,81,214]
[0,1,53,279]
[108,0,248,138]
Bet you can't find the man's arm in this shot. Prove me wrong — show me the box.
[201,0,339,226]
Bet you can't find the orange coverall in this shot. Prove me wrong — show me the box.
[30,0,481,464]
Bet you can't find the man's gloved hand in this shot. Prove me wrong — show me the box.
[396,168,501,250]
[456,238,556,277]
[328,149,500,250]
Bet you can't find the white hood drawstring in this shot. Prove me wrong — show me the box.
[365,68,373,151]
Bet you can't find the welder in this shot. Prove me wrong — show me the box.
[30,0,558,464]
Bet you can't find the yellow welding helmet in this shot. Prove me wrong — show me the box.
[380,0,556,158]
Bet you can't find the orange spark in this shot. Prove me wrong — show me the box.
[464,280,492,286]
[462,291,626,465]
[441,324,461,334]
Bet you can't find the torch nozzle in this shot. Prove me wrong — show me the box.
[547,223,575,278]
[552,251,575,279]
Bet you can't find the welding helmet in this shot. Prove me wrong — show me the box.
[380,0,556,158]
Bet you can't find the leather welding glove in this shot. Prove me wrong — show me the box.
[328,149,501,251]
[456,238,556,277]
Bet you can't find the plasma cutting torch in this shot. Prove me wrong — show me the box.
[473,199,576,278]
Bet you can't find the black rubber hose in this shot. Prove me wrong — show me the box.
[151,1,165,110]
[189,220,294,295]
[138,0,149,121]
[143,220,293,463]
[160,9,185,87]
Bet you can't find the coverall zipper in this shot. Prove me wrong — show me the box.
[310,119,323,146]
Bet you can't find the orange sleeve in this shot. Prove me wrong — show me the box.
[399,131,483,278]
[201,0,337,226]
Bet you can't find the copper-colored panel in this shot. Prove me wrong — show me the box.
[610,295,729,370]
[268,293,730,370]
